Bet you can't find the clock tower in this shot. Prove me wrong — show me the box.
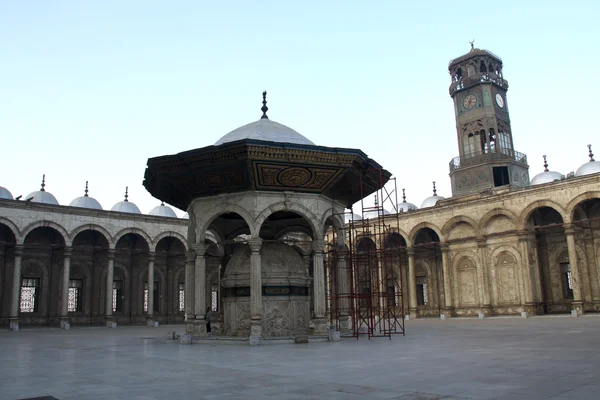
[448,44,529,196]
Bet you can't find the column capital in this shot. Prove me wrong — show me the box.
[63,246,73,258]
[406,246,415,256]
[14,244,24,257]
[147,251,156,262]
[193,243,207,255]
[186,250,196,263]
[440,243,449,252]
[107,249,116,260]
[563,223,576,235]
[312,240,326,254]
[476,237,487,248]
[248,238,262,253]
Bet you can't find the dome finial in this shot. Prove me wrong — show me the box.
[588,144,595,162]
[84,181,89,197]
[40,174,46,192]
[124,186,129,202]
[469,39,475,50]
[402,188,407,203]
[374,192,379,206]
[261,90,269,119]
[432,181,437,196]
[543,155,549,172]
[160,201,165,206]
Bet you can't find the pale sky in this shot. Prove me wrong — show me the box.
[1,1,598,216]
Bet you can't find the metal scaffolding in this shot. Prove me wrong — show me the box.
[326,169,405,339]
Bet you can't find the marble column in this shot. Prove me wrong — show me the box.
[184,250,196,332]
[477,238,492,315]
[146,252,155,326]
[407,247,417,319]
[193,244,207,334]
[60,247,73,329]
[248,238,262,343]
[565,224,584,315]
[105,249,116,328]
[518,232,535,315]
[312,240,328,334]
[336,245,351,332]
[440,244,453,318]
[9,245,24,331]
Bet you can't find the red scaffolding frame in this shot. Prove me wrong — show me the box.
[326,168,405,339]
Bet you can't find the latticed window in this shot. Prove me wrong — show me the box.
[143,281,159,313]
[112,280,123,313]
[20,278,40,313]
[68,279,83,312]
[560,263,574,300]
[211,283,218,312]
[416,276,428,306]
[178,282,185,312]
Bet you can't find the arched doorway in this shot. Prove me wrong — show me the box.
[114,232,150,324]
[412,228,441,317]
[154,236,187,324]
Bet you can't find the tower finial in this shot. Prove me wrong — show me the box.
[469,39,475,50]
[543,155,549,172]
[433,181,437,196]
[40,174,46,192]
[402,188,407,203]
[260,91,269,119]
[588,144,595,162]
[84,181,89,197]
[124,186,129,202]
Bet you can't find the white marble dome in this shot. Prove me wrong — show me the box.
[0,186,13,200]
[69,182,103,210]
[149,203,177,218]
[531,170,563,185]
[215,118,314,146]
[397,201,418,212]
[421,195,445,208]
[344,213,361,223]
[111,188,141,214]
[575,161,600,177]
[26,175,59,205]
[363,209,390,219]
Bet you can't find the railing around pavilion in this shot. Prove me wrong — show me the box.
[449,148,528,172]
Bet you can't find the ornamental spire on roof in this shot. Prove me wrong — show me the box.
[469,39,475,50]
[543,155,549,172]
[261,90,269,119]
[84,181,89,197]
[40,174,46,192]
[124,186,129,202]
[588,144,595,162]
[402,188,407,203]
[432,181,437,196]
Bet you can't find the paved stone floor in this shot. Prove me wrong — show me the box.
[1,316,600,400]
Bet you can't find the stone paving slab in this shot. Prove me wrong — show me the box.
[1,316,600,399]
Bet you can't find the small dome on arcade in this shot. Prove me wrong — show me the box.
[531,155,562,186]
[0,186,13,200]
[575,145,600,177]
[396,188,418,213]
[149,202,178,218]
[214,91,314,146]
[344,212,361,223]
[69,181,103,210]
[26,174,59,205]
[421,181,445,208]
[111,187,141,214]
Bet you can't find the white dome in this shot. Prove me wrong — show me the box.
[215,118,314,146]
[397,201,418,212]
[421,195,445,208]
[0,186,13,200]
[69,182,103,210]
[531,170,563,185]
[363,209,390,219]
[111,187,140,214]
[344,213,361,223]
[575,161,600,177]
[149,203,178,218]
[26,190,59,205]
[70,196,103,210]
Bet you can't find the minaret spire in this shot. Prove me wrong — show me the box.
[543,155,549,172]
[40,174,46,192]
[84,181,89,197]
[260,91,269,119]
[588,144,595,162]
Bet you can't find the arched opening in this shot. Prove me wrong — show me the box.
[155,236,186,323]
[0,223,17,326]
[413,228,441,317]
[71,229,109,325]
[384,233,407,314]
[356,237,377,315]
[22,227,66,326]
[480,60,487,73]
[527,206,569,314]
[114,233,150,324]
[571,198,600,310]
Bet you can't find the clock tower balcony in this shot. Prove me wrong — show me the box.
[449,148,528,172]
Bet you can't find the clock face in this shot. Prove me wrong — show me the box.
[496,93,504,108]
[463,94,476,109]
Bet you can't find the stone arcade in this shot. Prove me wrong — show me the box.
[143,92,389,342]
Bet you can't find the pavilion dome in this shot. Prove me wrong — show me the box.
[149,203,178,218]
[421,182,445,208]
[344,213,361,223]
[575,146,600,177]
[69,182,103,210]
[214,92,314,146]
[0,186,13,200]
[396,189,418,213]
[531,156,562,186]
[26,175,59,205]
[111,187,141,214]
[363,209,390,220]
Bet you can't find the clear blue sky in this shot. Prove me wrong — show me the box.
[1,1,598,216]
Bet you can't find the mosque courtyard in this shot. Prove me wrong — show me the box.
[1,317,599,400]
